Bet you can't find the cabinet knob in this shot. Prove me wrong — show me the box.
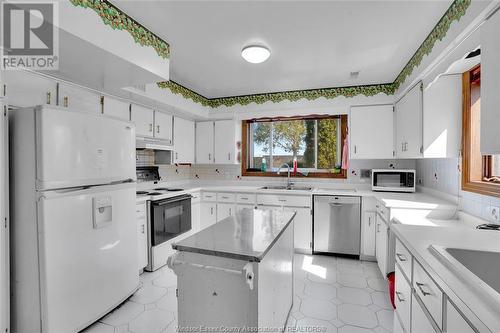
[63,96,68,108]
[149,124,153,132]
[156,125,160,134]
[46,92,51,105]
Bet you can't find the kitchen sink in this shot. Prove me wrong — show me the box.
[260,185,313,191]
[430,245,500,303]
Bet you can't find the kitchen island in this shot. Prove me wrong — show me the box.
[168,208,296,332]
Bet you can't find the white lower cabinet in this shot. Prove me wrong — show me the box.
[284,207,312,253]
[216,203,235,222]
[362,211,376,257]
[411,294,437,333]
[200,202,217,230]
[446,300,475,333]
[191,192,201,232]
[394,264,411,333]
[136,202,148,271]
[375,215,388,277]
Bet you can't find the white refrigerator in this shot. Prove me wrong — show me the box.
[10,106,139,333]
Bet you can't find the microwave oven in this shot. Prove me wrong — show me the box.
[371,169,416,192]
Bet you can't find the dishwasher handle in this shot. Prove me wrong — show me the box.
[314,195,361,205]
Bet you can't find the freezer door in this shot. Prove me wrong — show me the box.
[313,196,361,255]
[36,107,136,189]
[37,183,138,333]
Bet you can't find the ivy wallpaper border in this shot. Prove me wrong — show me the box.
[69,0,170,59]
[393,0,471,89]
[72,0,470,106]
[158,0,470,108]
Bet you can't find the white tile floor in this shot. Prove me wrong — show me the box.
[82,254,394,333]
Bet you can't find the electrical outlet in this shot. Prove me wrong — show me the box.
[489,206,499,222]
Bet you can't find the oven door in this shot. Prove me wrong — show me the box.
[150,194,192,246]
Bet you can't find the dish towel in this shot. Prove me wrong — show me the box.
[341,136,349,170]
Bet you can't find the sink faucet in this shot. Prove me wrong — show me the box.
[277,163,293,188]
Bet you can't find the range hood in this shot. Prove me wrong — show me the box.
[136,137,173,151]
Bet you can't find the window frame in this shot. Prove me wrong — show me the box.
[241,114,348,179]
[461,65,500,197]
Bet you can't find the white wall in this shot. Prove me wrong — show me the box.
[417,158,500,223]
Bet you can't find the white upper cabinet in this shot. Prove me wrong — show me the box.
[131,104,154,138]
[423,75,462,158]
[196,120,240,164]
[196,121,215,164]
[214,120,238,164]
[154,111,173,144]
[481,8,500,154]
[350,104,394,159]
[173,117,195,164]
[58,83,100,114]
[395,82,423,158]
[3,70,57,108]
[102,96,130,121]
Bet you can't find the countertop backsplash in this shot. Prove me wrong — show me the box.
[417,158,500,223]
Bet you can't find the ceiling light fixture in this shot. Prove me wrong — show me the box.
[241,45,270,64]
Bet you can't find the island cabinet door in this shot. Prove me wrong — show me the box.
[284,207,312,253]
[200,202,216,230]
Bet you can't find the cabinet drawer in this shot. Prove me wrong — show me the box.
[237,193,256,204]
[395,265,411,333]
[413,260,443,329]
[202,192,217,201]
[217,192,236,203]
[395,238,412,281]
[257,194,310,207]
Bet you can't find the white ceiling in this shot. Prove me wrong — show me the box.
[115,0,453,98]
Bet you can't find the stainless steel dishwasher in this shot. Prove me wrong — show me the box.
[313,195,361,257]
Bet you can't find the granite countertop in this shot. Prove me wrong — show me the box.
[172,208,296,262]
[392,224,500,332]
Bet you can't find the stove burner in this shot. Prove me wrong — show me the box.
[136,191,149,195]
[148,192,164,196]
[476,223,500,230]
[154,187,184,192]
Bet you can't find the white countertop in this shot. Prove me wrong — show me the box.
[392,224,500,332]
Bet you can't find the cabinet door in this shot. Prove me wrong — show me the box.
[350,105,394,159]
[362,211,376,257]
[375,216,388,276]
[131,104,154,137]
[481,9,500,154]
[446,300,475,333]
[214,120,235,164]
[216,203,235,222]
[423,75,461,158]
[154,111,173,143]
[59,83,101,114]
[173,117,195,163]
[395,82,423,158]
[4,70,57,107]
[196,122,214,164]
[103,96,130,120]
[411,295,437,333]
[285,207,312,253]
[136,203,147,271]
[200,202,216,229]
[191,201,201,232]
[395,265,411,332]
